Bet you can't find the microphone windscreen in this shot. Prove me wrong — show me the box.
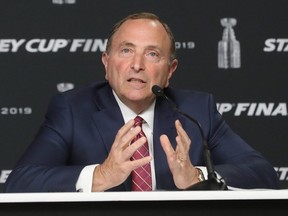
[152,85,164,97]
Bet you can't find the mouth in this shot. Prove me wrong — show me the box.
[127,78,146,83]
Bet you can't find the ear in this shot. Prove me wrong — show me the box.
[165,59,178,88]
[102,52,109,80]
[102,52,108,69]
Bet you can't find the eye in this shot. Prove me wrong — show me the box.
[146,50,161,62]
[119,47,133,57]
[148,51,157,57]
[122,48,130,53]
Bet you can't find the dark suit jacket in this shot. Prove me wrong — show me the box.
[4,81,279,192]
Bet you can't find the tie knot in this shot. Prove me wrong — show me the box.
[134,116,143,127]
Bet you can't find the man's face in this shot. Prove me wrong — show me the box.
[102,18,178,112]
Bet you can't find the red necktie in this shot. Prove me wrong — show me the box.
[131,116,152,191]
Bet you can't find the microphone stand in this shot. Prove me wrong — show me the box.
[152,85,228,190]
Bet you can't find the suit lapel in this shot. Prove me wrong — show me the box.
[153,97,180,190]
[91,83,125,154]
[91,83,131,190]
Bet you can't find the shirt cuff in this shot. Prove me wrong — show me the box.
[76,164,98,192]
[197,166,222,180]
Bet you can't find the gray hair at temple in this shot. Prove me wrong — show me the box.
[105,12,177,63]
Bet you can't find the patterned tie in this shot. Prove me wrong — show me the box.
[131,116,152,191]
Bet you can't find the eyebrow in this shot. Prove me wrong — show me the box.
[119,41,135,48]
[119,41,162,51]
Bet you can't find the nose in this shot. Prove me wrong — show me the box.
[131,53,145,72]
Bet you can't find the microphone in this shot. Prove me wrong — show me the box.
[152,85,227,190]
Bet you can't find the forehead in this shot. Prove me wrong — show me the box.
[112,19,170,47]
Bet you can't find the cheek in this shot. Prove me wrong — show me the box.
[154,68,171,83]
[109,58,128,72]
[105,60,128,82]
[105,59,118,77]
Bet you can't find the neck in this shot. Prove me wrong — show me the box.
[124,100,153,114]
[112,90,156,114]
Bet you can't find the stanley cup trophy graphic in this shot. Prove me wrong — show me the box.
[218,18,241,69]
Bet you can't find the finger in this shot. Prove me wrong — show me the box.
[116,119,135,139]
[160,135,175,160]
[175,120,190,143]
[122,125,142,148]
[114,119,141,149]
[175,120,191,152]
[124,136,147,159]
[129,155,152,170]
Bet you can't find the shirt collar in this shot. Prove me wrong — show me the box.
[112,91,155,129]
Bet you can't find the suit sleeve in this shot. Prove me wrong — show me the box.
[206,95,279,189]
[4,94,85,192]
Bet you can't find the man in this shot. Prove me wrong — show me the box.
[4,12,279,192]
